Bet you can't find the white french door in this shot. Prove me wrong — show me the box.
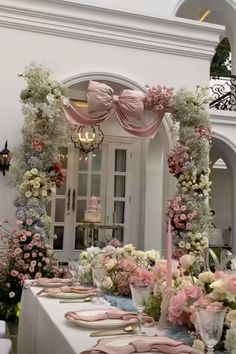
[48,140,135,262]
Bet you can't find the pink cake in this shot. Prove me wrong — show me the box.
[84,196,102,223]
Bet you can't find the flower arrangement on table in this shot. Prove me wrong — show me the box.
[79,241,158,296]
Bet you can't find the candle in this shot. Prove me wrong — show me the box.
[166,218,172,288]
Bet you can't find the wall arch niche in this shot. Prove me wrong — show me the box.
[209,135,236,253]
[52,72,173,259]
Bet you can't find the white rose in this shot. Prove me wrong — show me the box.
[198,271,215,284]
[24,171,32,178]
[33,182,40,189]
[25,191,32,198]
[102,276,113,289]
[123,244,135,251]
[145,249,160,261]
[31,168,38,175]
[41,190,48,197]
[132,250,145,258]
[87,246,101,256]
[105,258,117,271]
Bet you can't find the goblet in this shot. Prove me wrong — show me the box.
[196,307,227,354]
[92,265,106,304]
[68,259,79,285]
[130,283,151,333]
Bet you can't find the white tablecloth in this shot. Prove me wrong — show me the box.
[17,287,156,354]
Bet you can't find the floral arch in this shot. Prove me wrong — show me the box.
[0,64,212,321]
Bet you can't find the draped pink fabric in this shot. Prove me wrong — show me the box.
[80,335,203,354]
[60,81,165,138]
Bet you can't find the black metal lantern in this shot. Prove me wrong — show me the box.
[0,141,12,176]
[71,125,104,153]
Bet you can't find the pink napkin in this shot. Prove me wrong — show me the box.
[65,308,153,325]
[44,286,96,295]
[80,335,203,354]
[36,278,72,286]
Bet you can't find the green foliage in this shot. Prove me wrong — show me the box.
[144,294,162,321]
[210,38,231,77]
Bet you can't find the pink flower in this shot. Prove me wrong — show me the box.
[184,285,202,300]
[10,270,19,277]
[16,219,23,225]
[225,275,236,295]
[20,235,27,242]
[169,291,186,319]
[31,260,37,267]
[26,219,33,225]
[179,254,195,270]
[35,272,42,279]
[180,214,187,221]
[9,292,15,298]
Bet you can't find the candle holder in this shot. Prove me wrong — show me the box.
[157,286,174,333]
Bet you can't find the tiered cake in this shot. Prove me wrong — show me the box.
[84,196,102,223]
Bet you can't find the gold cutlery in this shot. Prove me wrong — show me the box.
[90,326,144,337]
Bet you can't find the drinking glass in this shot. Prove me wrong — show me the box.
[130,283,151,333]
[68,259,79,285]
[196,307,227,354]
[92,265,106,304]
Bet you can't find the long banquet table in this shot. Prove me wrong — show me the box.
[17,286,157,354]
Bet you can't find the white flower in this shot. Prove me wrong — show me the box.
[198,271,215,284]
[105,258,117,271]
[41,190,48,197]
[25,191,32,198]
[24,171,32,178]
[102,276,113,289]
[145,249,160,261]
[178,241,185,248]
[46,93,56,104]
[123,244,135,251]
[87,246,101,256]
[31,168,38,176]
[33,182,40,189]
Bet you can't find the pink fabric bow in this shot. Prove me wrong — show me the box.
[61,81,164,138]
[65,308,153,325]
[80,335,203,354]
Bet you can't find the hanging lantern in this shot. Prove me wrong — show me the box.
[71,125,104,153]
[0,141,12,176]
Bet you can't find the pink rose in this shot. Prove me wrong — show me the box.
[180,214,187,220]
[184,285,202,300]
[16,219,23,225]
[179,254,195,270]
[169,291,186,319]
[26,219,33,225]
[225,275,236,295]
[11,270,18,277]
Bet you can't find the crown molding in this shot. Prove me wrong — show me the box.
[0,0,224,59]
[210,109,236,125]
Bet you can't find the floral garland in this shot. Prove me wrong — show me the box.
[166,87,212,259]
[0,65,68,321]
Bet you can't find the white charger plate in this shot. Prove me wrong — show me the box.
[47,292,95,299]
[65,308,138,329]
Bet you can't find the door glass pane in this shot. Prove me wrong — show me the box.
[75,226,85,250]
[55,199,65,222]
[56,174,67,196]
[114,176,126,197]
[115,150,126,172]
[58,147,68,169]
[79,152,89,171]
[91,175,101,196]
[114,201,125,223]
[78,174,87,196]
[112,227,124,242]
[76,199,87,222]
[53,226,64,250]
[92,150,102,171]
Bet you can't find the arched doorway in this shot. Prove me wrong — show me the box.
[49,72,173,260]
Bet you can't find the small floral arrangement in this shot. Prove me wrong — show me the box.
[144,85,174,115]
[79,242,158,296]
[19,168,56,200]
